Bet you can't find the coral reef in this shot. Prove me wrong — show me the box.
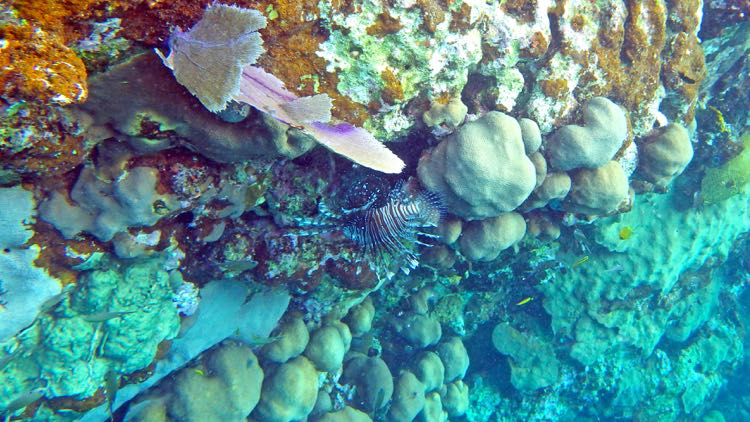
[1,1,747,421]
[492,322,559,391]
[123,342,264,422]
[158,3,405,173]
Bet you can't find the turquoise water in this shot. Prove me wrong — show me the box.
[0,1,748,421]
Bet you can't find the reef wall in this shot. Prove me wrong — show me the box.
[1,0,749,421]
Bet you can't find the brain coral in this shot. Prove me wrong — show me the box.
[545,97,628,171]
[417,111,536,219]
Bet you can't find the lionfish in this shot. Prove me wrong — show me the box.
[295,178,445,271]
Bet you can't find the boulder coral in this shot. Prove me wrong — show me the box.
[637,123,693,187]
[393,313,442,349]
[529,152,548,189]
[458,212,526,262]
[344,297,375,337]
[253,356,319,422]
[313,406,372,422]
[413,352,445,393]
[440,380,469,418]
[342,354,394,412]
[125,342,264,422]
[422,97,468,132]
[435,337,470,383]
[304,321,352,372]
[524,172,572,210]
[261,315,310,364]
[545,97,628,171]
[419,392,448,422]
[567,161,631,216]
[387,371,426,422]
[170,343,264,422]
[519,118,543,154]
[418,111,536,219]
[526,213,562,241]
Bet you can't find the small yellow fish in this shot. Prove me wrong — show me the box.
[516,297,533,306]
[572,255,589,268]
[194,368,205,376]
[619,226,633,240]
[446,275,463,286]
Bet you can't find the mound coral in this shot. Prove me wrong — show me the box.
[567,161,631,216]
[545,97,628,171]
[417,111,536,219]
[637,123,693,188]
[39,166,180,241]
[388,371,426,422]
[342,353,394,412]
[458,212,526,262]
[253,356,319,421]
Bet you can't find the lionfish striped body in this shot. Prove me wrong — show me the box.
[342,181,444,268]
[295,179,444,271]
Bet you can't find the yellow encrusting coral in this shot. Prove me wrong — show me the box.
[0,24,88,104]
[0,0,117,104]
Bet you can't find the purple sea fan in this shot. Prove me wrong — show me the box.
[235,66,405,174]
[156,3,267,113]
[157,3,405,174]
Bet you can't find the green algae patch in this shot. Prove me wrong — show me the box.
[701,132,750,204]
